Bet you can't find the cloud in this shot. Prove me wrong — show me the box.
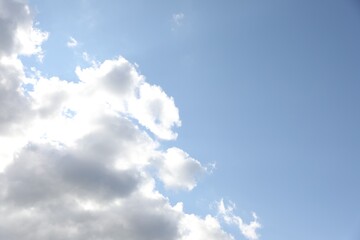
[218,199,261,240]
[127,82,181,140]
[0,0,48,58]
[67,36,78,48]
[157,147,207,190]
[173,12,185,26]
[0,0,260,239]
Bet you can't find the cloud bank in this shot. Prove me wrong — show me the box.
[0,0,260,239]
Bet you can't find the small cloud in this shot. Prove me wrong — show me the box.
[172,12,185,26]
[217,199,261,240]
[67,37,78,48]
[81,51,98,66]
[82,51,91,62]
[206,162,216,174]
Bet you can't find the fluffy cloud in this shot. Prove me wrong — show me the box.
[158,147,207,190]
[128,82,181,140]
[0,0,260,239]
[179,213,234,240]
[0,56,31,134]
[0,0,48,57]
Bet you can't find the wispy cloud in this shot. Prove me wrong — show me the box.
[82,51,98,66]
[172,12,185,26]
[67,36,78,48]
[218,199,261,240]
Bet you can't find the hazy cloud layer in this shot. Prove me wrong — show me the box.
[0,0,260,239]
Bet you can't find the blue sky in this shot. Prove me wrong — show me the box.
[1,0,360,239]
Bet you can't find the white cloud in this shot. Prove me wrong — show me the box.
[158,147,206,190]
[0,0,260,239]
[75,56,142,97]
[128,82,181,140]
[173,12,185,26]
[0,0,48,58]
[179,214,234,240]
[218,199,261,240]
[67,36,78,48]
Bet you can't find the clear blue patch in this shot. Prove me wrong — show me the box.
[62,109,77,119]
[22,83,34,92]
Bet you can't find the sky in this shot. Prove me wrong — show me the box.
[0,0,360,239]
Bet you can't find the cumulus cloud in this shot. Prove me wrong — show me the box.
[128,82,181,140]
[0,0,48,58]
[158,147,207,190]
[179,213,234,240]
[0,0,260,239]
[0,0,48,168]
